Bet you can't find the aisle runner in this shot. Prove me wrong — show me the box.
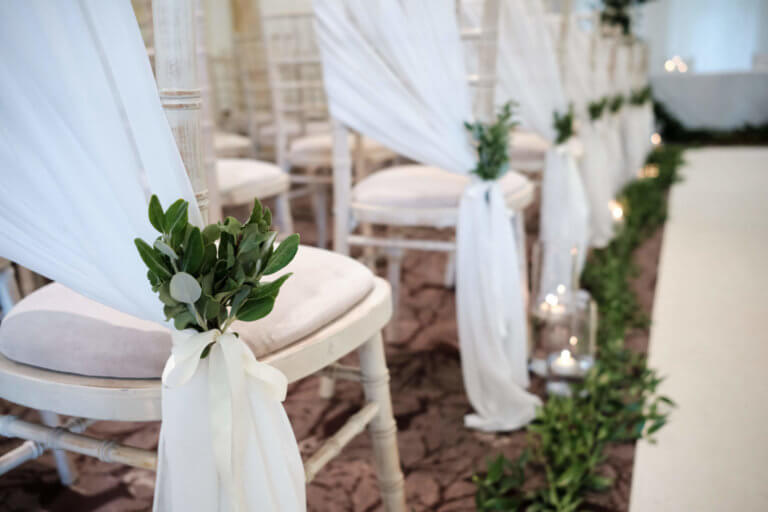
[630,148,768,511]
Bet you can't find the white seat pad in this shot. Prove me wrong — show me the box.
[352,165,534,210]
[508,130,550,171]
[288,133,394,167]
[214,131,253,158]
[217,158,289,205]
[0,246,374,379]
[257,120,331,141]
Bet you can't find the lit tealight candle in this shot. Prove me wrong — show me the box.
[609,200,624,221]
[551,349,579,377]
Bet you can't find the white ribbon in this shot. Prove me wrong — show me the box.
[161,329,289,512]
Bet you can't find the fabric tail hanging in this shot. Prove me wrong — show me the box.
[538,143,590,298]
[0,2,305,510]
[314,0,539,431]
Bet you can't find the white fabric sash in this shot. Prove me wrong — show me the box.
[538,140,590,301]
[154,329,305,511]
[457,181,541,431]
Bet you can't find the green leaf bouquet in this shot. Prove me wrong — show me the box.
[134,195,299,343]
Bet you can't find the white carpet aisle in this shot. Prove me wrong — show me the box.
[630,148,768,511]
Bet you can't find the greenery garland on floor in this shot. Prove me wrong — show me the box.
[473,146,684,511]
[654,100,768,146]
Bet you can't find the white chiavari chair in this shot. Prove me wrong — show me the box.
[261,12,397,250]
[0,2,406,509]
[330,0,535,341]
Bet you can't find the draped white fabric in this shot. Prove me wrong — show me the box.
[624,42,654,177]
[551,14,616,247]
[0,2,304,510]
[594,34,627,197]
[314,0,540,431]
[495,0,589,298]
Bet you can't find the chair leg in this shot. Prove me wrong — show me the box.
[311,184,328,250]
[39,411,77,486]
[275,191,294,236]
[513,212,534,357]
[360,223,377,270]
[443,251,456,288]
[358,332,406,512]
[317,375,336,399]
[0,266,20,319]
[384,247,403,342]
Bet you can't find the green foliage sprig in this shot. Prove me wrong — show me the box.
[466,102,517,181]
[135,196,300,338]
[588,98,608,121]
[608,94,625,114]
[474,146,684,512]
[553,105,575,145]
[654,100,768,146]
[600,0,654,36]
[630,85,653,105]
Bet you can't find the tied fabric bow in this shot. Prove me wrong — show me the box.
[162,329,288,512]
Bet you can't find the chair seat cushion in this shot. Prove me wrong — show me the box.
[214,131,253,158]
[0,246,373,379]
[352,165,534,211]
[217,158,289,205]
[288,133,394,167]
[508,130,550,171]
[257,120,330,141]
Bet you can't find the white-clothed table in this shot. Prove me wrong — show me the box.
[314,0,540,431]
[494,0,590,300]
[651,71,768,130]
[0,2,305,510]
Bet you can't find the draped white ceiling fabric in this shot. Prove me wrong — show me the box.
[494,0,589,299]
[314,0,540,431]
[0,2,304,510]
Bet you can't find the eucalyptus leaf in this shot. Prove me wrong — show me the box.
[237,296,275,322]
[250,273,291,301]
[263,233,299,275]
[148,195,165,233]
[135,238,172,280]
[154,239,178,260]
[169,272,202,304]
[202,224,221,245]
[164,199,188,236]
[182,227,204,274]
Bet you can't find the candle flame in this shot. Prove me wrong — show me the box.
[559,349,573,362]
[609,200,624,221]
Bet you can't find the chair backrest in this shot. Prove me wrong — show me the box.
[261,12,329,170]
[233,32,273,146]
[457,0,500,123]
[152,0,207,221]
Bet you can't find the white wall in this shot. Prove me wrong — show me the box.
[637,0,768,74]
